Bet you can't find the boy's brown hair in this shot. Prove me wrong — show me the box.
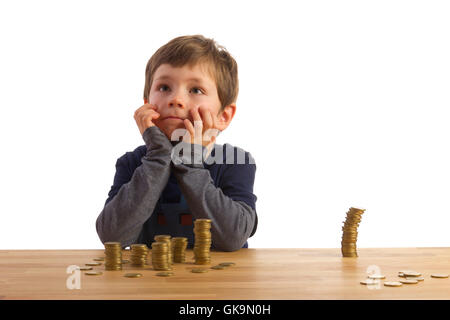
[143,35,239,113]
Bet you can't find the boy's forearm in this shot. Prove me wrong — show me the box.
[96,126,173,248]
[171,142,257,252]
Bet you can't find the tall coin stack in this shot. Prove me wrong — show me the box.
[130,244,149,267]
[104,242,122,271]
[151,241,171,271]
[194,219,212,265]
[341,207,366,257]
[154,235,173,264]
[172,237,188,263]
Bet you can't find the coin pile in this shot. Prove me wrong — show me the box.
[154,235,173,264]
[104,242,122,271]
[194,219,212,265]
[341,207,366,257]
[172,237,188,263]
[130,244,149,267]
[151,241,171,271]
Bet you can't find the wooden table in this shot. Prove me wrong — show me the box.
[1,248,449,300]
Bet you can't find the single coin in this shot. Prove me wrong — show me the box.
[431,274,449,278]
[219,262,236,267]
[85,262,101,266]
[368,274,386,279]
[124,273,143,278]
[400,279,418,284]
[360,279,379,285]
[79,266,93,271]
[406,277,424,281]
[85,271,103,276]
[211,265,226,270]
[156,272,174,277]
[398,273,405,278]
[191,268,208,273]
[402,271,421,277]
[384,281,403,287]
[93,257,105,261]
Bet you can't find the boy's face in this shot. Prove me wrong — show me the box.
[147,63,234,141]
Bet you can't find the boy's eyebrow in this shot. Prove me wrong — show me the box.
[155,75,205,83]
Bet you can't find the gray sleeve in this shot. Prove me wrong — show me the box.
[171,142,257,252]
[96,126,173,248]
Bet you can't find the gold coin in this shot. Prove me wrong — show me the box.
[431,274,449,278]
[85,271,103,276]
[79,266,93,271]
[93,257,105,261]
[400,279,418,284]
[406,277,424,281]
[156,272,174,277]
[85,262,101,266]
[384,281,403,287]
[402,271,421,277]
[368,274,385,279]
[360,279,379,285]
[124,273,143,278]
[191,268,208,273]
[211,265,226,270]
[219,262,236,267]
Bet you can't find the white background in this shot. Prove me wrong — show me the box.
[1,0,449,249]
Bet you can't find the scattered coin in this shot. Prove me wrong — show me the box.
[93,257,105,261]
[368,274,385,279]
[402,271,421,277]
[191,268,208,273]
[85,262,101,266]
[360,279,379,285]
[384,281,403,287]
[85,271,103,276]
[79,266,93,271]
[400,279,418,284]
[431,274,449,278]
[211,265,226,270]
[124,273,143,278]
[156,272,174,277]
[406,277,424,281]
[219,262,236,267]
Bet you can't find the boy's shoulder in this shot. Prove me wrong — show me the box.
[117,142,255,169]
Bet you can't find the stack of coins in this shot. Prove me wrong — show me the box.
[151,241,171,271]
[172,237,188,263]
[193,219,212,265]
[130,244,149,267]
[154,235,173,264]
[341,207,366,257]
[104,242,122,271]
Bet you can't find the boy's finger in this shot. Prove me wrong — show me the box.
[201,107,213,129]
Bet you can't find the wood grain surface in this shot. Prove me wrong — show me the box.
[1,248,449,300]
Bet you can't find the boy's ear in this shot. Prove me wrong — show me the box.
[216,104,236,131]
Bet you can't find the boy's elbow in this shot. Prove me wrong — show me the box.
[214,238,246,252]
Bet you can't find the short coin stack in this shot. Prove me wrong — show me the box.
[172,237,188,263]
[154,235,173,264]
[130,244,149,267]
[341,207,366,257]
[193,219,212,265]
[151,241,171,271]
[104,242,122,271]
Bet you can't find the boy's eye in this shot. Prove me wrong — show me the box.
[191,87,204,94]
[158,84,169,92]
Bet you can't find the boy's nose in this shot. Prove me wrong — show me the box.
[169,96,185,108]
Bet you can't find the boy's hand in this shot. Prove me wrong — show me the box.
[134,104,160,136]
[182,106,220,147]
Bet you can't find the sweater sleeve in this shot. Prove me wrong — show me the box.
[171,142,258,252]
[96,126,173,248]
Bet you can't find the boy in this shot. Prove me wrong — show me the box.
[96,35,257,252]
